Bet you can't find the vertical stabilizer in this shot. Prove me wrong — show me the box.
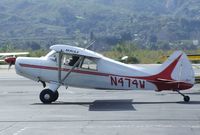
[157,51,195,85]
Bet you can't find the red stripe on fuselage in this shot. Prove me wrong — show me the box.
[19,63,109,77]
[19,54,193,91]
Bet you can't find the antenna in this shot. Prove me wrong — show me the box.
[85,40,96,50]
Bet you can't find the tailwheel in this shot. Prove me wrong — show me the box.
[176,90,190,102]
[40,89,59,104]
[183,96,190,102]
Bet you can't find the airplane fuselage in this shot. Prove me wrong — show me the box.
[15,52,193,91]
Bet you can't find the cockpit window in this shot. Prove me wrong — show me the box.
[68,56,80,66]
[81,58,97,70]
[62,54,80,67]
[47,50,58,62]
[46,50,80,66]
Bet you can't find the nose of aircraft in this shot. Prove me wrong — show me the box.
[15,57,42,80]
[15,57,23,74]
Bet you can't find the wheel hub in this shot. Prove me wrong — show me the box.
[44,94,50,100]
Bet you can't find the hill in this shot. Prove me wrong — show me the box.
[0,0,200,51]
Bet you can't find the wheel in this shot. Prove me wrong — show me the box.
[184,96,190,102]
[40,89,54,104]
[52,91,59,102]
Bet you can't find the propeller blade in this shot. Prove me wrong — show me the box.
[8,63,13,70]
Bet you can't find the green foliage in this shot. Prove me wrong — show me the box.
[29,49,48,57]
[105,43,200,64]
[112,43,138,54]
[0,42,14,52]
[121,56,140,64]
[0,0,200,51]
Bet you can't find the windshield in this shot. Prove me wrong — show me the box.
[45,50,56,58]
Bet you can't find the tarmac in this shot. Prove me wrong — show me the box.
[0,68,200,135]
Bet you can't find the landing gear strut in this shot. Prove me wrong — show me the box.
[176,90,190,102]
[39,52,83,104]
[40,89,59,104]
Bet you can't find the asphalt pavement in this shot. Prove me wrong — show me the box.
[0,68,200,135]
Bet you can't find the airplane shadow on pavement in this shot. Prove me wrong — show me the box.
[89,99,135,111]
[32,100,200,111]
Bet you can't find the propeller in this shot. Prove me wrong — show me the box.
[4,57,16,70]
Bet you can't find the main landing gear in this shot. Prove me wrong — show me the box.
[40,89,59,104]
[39,52,83,104]
[176,90,190,102]
[39,82,60,104]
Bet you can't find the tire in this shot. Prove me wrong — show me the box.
[184,96,190,102]
[40,89,54,104]
[52,91,59,102]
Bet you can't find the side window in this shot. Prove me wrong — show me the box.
[62,54,80,67]
[62,54,71,66]
[47,52,80,67]
[68,56,80,66]
[81,58,97,70]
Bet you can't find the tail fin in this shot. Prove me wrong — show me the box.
[157,51,195,86]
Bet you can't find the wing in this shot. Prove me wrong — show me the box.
[0,52,29,57]
[50,44,102,59]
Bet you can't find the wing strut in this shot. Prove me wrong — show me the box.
[61,57,83,83]
[58,51,62,83]
[57,51,83,84]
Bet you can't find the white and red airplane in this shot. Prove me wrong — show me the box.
[0,52,29,69]
[14,45,195,104]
